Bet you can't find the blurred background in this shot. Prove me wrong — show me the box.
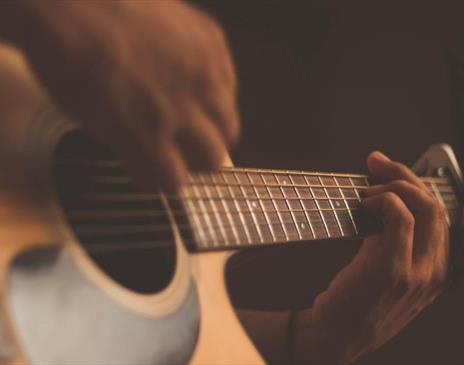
[191,1,464,364]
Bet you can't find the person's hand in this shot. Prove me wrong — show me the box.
[293,151,449,365]
[18,0,238,191]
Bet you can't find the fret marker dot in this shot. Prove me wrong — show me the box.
[251,201,258,208]
[335,201,341,207]
[300,223,306,229]
[283,180,288,185]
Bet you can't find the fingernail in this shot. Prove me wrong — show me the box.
[372,151,390,162]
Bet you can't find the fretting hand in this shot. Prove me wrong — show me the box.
[292,151,449,364]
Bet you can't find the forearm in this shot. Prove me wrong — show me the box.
[291,309,354,365]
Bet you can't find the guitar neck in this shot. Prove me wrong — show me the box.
[173,167,458,252]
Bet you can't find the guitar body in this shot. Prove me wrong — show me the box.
[0,44,263,364]
[0,43,462,365]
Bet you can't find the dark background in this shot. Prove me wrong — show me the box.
[193,1,464,364]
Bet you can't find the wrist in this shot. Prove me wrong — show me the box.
[291,308,353,365]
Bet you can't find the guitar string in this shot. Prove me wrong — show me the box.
[58,161,457,252]
[57,160,451,184]
[70,200,458,233]
[59,177,454,194]
[66,196,458,220]
[67,175,454,190]
[62,184,456,202]
[70,199,459,250]
[78,203,461,254]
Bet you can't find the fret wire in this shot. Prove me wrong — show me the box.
[63,194,457,212]
[69,204,458,222]
[67,206,372,219]
[239,174,264,244]
[268,174,291,241]
[185,186,213,248]
[218,166,450,184]
[174,200,459,219]
[224,166,369,180]
[187,181,448,191]
[293,181,317,239]
[227,180,252,245]
[180,190,209,246]
[68,179,454,200]
[290,194,309,239]
[69,201,459,249]
[277,174,303,240]
[201,178,230,246]
[349,177,364,203]
[320,175,344,236]
[260,181,287,241]
[70,203,460,252]
[249,173,275,242]
[213,181,241,246]
[306,177,331,238]
[334,175,359,235]
[64,161,458,248]
[191,184,218,247]
[71,199,461,243]
[274,199,291,241]
[289,203,307,239]
[80,221,387,252]
[251,174,277,242]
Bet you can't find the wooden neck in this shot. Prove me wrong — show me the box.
[175,167,458,252]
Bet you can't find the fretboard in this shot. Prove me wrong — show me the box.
[175,167,458,251]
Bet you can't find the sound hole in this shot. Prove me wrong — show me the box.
[53,131,176,294]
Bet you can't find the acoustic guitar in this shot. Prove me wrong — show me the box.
[0,44,462,365]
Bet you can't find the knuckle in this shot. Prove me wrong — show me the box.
[412,275,428,294]
[382,192,415,228]
[400,212,415,230]
[392,161,410,177]
[429,270,447,295]
[382,191,400,206]
[202,13,228,45]
[201,148,223,170]
[432,201,447,222]
[392,209,415,230]
[390,179,411,191]
[421,196,447,226]
[388,270,414,299]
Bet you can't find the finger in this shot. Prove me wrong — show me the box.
[365,180,446,267]
[110,129,187,193]
[361,192,414,270]
[367,151,428,192]
[201,85,240,147]
[175,103,229,171]
[204,15,237,92]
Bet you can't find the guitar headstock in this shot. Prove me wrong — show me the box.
[413,144,463,228]
[413,144,464,282]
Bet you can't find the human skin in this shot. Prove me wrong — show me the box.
[1,0,239,192]
[239,152,448,364]
[0,1,449,363]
